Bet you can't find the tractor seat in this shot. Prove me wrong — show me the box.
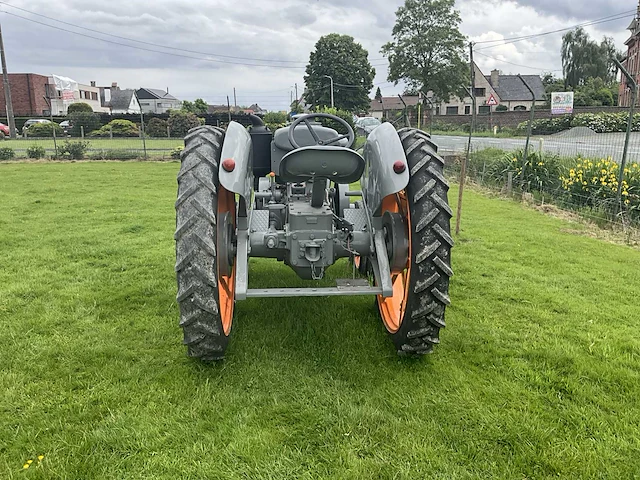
[279,146,365,184]
[274,125,349,152]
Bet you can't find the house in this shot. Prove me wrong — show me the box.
[248,103,266,115]
[619,2,640,107]
[107,89,141,114]
[432,63,545,115]
[369,95,421,120]
[0,73,109,116]
[207,104,230,114]
[136,88,182,114]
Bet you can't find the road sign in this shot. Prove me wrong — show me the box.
[487,94,499,106]
[551,92,574,114]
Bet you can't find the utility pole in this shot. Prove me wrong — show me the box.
[323,75,334,108]
[469,42,476,133]
[518,74,536,188]
[0,22,17,138]
[226,95,231,123]
[233,87,237,109]
[294,83,298,105]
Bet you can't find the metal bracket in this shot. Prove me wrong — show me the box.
[235,227,249,300]
[373,229,393,297]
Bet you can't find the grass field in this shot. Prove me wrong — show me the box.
[1,138,182,158]
[1,162,639,479]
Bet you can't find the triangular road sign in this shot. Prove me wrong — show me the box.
[487,94,499,106]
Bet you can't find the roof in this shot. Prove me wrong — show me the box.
[486,75,545,102]
[136,88,178,101]
[370,95,420,112]
[109,89,136,110]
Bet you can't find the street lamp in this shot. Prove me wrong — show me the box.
[323,75,334,108]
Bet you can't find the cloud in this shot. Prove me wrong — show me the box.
[0,0,633,111]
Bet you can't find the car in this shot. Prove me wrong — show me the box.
[0,122,9,139]
[355,116,381,136]
[59,120,73,135]
[22,119,51,137]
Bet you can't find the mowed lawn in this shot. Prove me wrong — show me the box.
[1,162,639,479]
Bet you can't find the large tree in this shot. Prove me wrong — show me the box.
[304,34,375,112]
[561,27,620,89]
[381,0,467,102]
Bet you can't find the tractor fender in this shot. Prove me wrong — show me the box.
[219,121,253,211]
[362,123,410,215]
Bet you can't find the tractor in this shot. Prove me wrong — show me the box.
[174,113,453,360]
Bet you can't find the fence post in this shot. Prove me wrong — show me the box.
[109,125,113,140]
[518,75,536,189]
[80,126,84,139]
[507,172,513,195]
[614,58,637,214]
[167,125,171,138]
[456,80,476,236]
[140,113,147,160]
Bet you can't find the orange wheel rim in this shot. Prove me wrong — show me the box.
[217,187,236,336]
[377,192,411,333]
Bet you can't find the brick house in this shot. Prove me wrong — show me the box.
[619,3,640,107]
[0,73,50,116]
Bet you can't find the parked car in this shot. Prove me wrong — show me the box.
[22,119,51,137]
[59,120,73,136]
[0,122,9,139]
[355,117,381,136]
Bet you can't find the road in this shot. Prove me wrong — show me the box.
[432,131,640,163]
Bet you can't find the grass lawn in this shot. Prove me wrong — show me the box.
[1,162,639,479]
[1,138,182,158]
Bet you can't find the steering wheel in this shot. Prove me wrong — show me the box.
[288,113,355,149]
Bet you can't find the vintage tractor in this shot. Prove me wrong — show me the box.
[174,113,453,360]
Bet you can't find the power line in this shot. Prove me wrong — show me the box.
[474,51,563,72]
[0,1,390,66]
[1,10,309,69]
[0,1,309,65]
[475,10,635,50]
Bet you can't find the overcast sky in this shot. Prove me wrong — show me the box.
[0,0,635,111]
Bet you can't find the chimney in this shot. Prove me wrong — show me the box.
[111,82,118,90]
[491,69,499,88]
[90,81,96,87]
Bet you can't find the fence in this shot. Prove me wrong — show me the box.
[426,101,640,244]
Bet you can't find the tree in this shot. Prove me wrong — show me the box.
[381,0,467,102]
[304,33,375,112]
[561,27,620,89]
[67,102,93,114]
[181,98,208,114]
[375,87,382,101]
[69,112,100,137]
[168,110,201,137]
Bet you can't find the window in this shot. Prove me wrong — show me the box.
[91,92,98,101]
[478,106,491,115]
[474,88,486,97]
[446,106,459,115]
[435,106,440,116]
[157,103,163,108]
[513,105,527,111]
[464,105,471,115]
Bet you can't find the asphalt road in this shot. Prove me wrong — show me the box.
[432,132,640,163]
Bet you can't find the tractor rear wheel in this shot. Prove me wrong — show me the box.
[175,126,236,361]
[377,128,453,355]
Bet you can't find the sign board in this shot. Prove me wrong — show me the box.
[52,75,79,106]
[551,92,574,114]
[487,94,499,106]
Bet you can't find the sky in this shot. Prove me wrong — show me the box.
[0,0,636,111]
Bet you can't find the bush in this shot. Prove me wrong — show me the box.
[69,112,101,137]
[57,141,90,160]
[90,119,139,137]
[170,146,184,159]
[561,158,640,212]
[263,112,287,131]
[167,111,201,137]
[312,106,355,135]
[482,149,566,192]
[26,122,64,137]
[26,145,47,159]
[0,146,15,160]
[88,149,140,161]
[67,102,93,114]
[495,105,508,112]
[146,118,168,137]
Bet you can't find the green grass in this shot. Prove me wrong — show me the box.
[1,137,182,158]
[1,162,640,479]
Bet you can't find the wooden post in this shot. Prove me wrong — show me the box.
[507,172,513,195]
